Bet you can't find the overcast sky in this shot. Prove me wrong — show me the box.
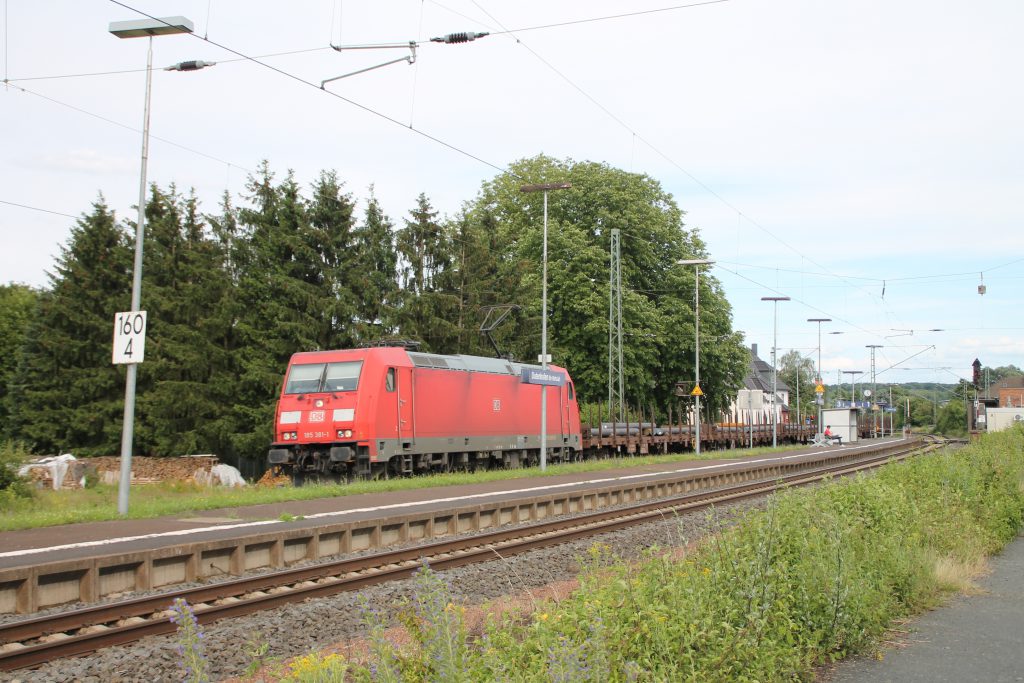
[2,0,1021,390]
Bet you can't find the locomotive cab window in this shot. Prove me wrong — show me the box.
[284,363,324,394]
[323,361,363,392]
[284,361,362,394]
[385,368,396,392]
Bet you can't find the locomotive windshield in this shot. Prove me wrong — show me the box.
[284,361,362,394]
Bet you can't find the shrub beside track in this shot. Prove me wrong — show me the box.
[346,428,1024,681]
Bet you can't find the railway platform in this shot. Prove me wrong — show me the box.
[825,530,1024,683]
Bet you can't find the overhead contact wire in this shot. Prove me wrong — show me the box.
[109,0,511,178]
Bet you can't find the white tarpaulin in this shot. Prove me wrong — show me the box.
[194,463,246,487]
[18,453,78,490]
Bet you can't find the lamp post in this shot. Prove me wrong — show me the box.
[807,318,831,435]
[678,259,714,454]
[520,181,571,471]
[761,296,790,447]
[110,15,212,515]
[841,370,862,405]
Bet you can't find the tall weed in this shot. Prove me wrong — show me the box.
[295,429,1024,681]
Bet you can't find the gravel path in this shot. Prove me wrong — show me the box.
[2,496,765,683]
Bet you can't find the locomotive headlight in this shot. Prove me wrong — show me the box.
[336,429,354,439]
[337,430,344,439]
[282,433,291,441]
[315,399,324,408]
[344,429,353,438]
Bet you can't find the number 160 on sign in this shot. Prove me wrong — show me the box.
[112,311,147,365]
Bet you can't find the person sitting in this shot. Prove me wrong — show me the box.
[824,425,843,445]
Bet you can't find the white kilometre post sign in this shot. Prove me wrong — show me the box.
[113,311,148,364]
[113,310,147,515]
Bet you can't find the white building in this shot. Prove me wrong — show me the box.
[725,344,790,425]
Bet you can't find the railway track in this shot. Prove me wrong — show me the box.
[0,439,941,672]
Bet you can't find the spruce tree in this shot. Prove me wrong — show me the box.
[394,193,459,352]
[350,186,399,343]
[305,170,358,350]
[10,199,131,454]
[447,209,520,358]
[133,185,233,456]
[0,284,40,440]
[230,164,326,456]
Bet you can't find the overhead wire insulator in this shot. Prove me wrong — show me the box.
[430,31,488,44]
[164,60,216,72]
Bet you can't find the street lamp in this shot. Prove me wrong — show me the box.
[678,259,715,454]
[110,15,213,515]
[761,296,790,447]
[841,370,863,405]
[520,181,571,471]
[807,318,831,435]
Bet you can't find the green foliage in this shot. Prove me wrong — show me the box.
[779,349,816,422]
[9,199,131,455]
[936,398,968,436]
[307,430,1024,681]
[394,193,461,352]
[468,155,748,419]
[0,284,39,439]
[350,186,399,342]
[276,652,350,682]
[0,441,33,502]
[133,185,235,457]
[981,364,1022,385]
[223,163,365,456]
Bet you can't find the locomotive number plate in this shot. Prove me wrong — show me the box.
[303,431,330,440]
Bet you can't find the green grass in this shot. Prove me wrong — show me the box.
[293,425,1024,682]
[0,444,805,532]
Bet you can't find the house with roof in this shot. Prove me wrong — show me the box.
[725,343,790,425]
[993,375,1024,408]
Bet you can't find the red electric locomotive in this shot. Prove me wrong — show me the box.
[267,345,582,482]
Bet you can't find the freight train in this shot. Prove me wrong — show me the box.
[267,345,582,483]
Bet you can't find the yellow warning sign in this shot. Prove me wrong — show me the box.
[815,384,825,394]
[690,385,703,396]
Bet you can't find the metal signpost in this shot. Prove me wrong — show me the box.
[109,15,209,515]
[520,182,571,471]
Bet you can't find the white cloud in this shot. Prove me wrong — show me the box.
[24,149,136,175]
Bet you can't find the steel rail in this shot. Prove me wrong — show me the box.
[0,438,939,671]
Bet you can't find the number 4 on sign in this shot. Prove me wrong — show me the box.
[112,311,147,365]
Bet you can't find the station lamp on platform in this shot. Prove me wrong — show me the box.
[110,15,214,515]
[761,296,790,447]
